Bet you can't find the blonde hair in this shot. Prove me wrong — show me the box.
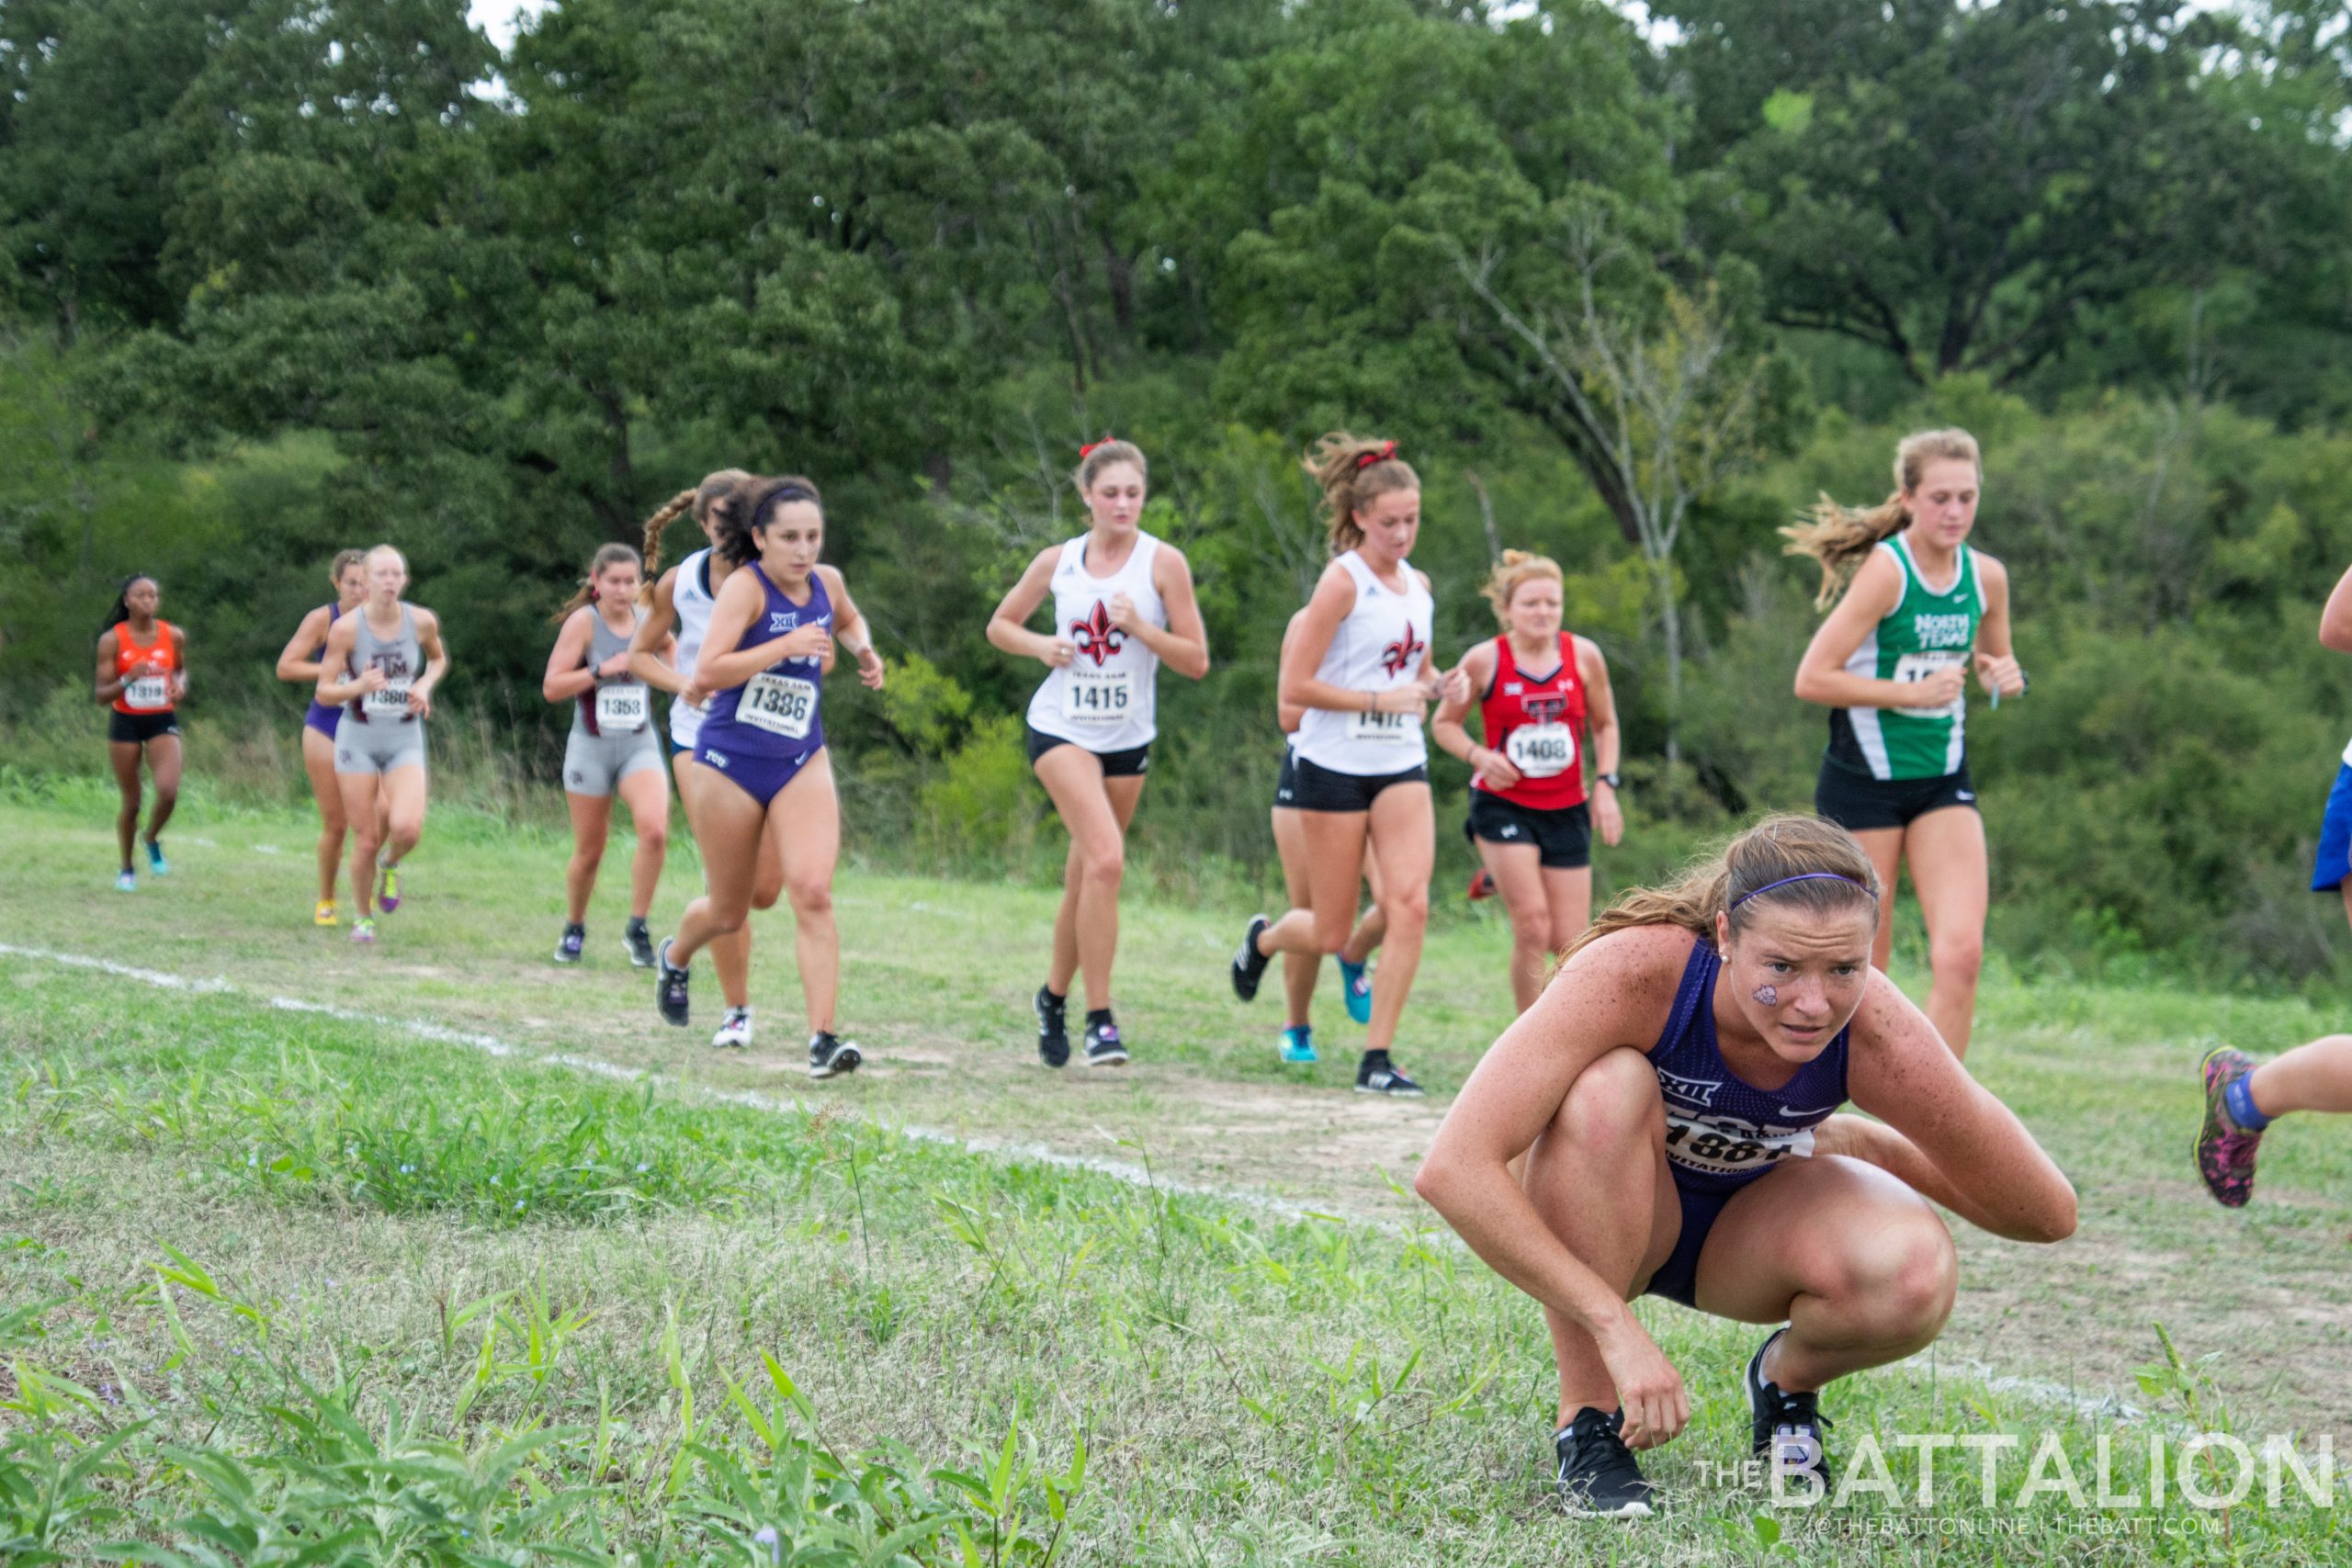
[1306,432,1419,555]
[364,544,408,577]
[636,468,750,605]
[1780,428,1983,609]
[551,542,644,624]
[1074,438,1147,492]
[1561,814,1881,964]
[1479,549,1563,626]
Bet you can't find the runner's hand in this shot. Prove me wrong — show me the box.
[777,626,832,662]
[855,647,887,690]
[1039,637,1076,669]
[407,686,434,720]
[1380,685,1431,724]
[1905,665,1966,708]
[1593,783,1624,847]
[597,652,633,679]
[356,667,390,694]
[1442,665,1475,707]
[1476,747,1523,789]
[1107,592,1145,634]
[682,678,711,710]
[1597,1313,1689,1450]
[1973,650,2024,699]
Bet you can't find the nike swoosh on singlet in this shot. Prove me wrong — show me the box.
[1956,792,1975,801]
[1780,1107,1826,1121]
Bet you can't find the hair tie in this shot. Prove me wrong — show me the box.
[1730,872,1876,911]
[1080,438,1115,458]
[1353,440,1397,472]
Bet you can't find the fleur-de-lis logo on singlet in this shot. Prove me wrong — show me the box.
[1071,600,1124,666]
[1379,623,1425,679]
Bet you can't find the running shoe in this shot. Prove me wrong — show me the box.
[808,1031,863,1080]
[624,918,657,969]
[145,839,168,876]
[1035,986,1070,1069]
[1338,957,1374,1024]
[349,918,377,945]
[1083,1015,1128,1067]
[1553,1406,1655,1518]
[1747,1327,1835,1495]
[655,938,691,1027]
[1466,868,1496,901]
[711,1007,753,1050]
[2196,1044,2265,1208]
[115,871,136,894]
[377,861,401,913]
[1278,1025,1318,1065]
[554,922,585,964]
[1354,1054,1425,1097]
[313,900,339,928]
[1230,914,1272,1001]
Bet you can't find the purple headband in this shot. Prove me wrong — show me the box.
[1730,872,1877,910]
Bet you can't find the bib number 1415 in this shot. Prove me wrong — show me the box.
[1063,668,1133,725]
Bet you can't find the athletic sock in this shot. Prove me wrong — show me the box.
[1361,1048,1391,1069]
[1042,986,1068,1007]
[1085,1007,1114,1031]
[2223,1074,2273,1133]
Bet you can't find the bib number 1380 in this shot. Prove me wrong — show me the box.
[741,673,817,739]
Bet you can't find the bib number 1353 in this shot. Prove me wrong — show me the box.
[741,673,817,739]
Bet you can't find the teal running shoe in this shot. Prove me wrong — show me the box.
[145,839,168,876]
[1338,958,1373,1025]
[1278,1025,1318,1065]
[115,871,136,893]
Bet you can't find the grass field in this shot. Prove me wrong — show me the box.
[3,780,2349,1563]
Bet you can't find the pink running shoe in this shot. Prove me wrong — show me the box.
[350,918,377,946]
[2195,1045,2263,1208]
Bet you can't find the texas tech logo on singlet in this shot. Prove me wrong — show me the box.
[1379,624,1425,678]
[1071,601,1125,665]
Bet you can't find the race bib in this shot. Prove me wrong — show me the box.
[1892,651,1966,718]
[123,676,169,711]
[1664,1113,1816,1180]
[595,682,650,733]
[1062,667,1133,726]
[365,680,413,718]
[1346,707,1415,744]
[739,672,817,739]
[1504,722,1576,779]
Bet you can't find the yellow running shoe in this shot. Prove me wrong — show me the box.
[314,900,339,928]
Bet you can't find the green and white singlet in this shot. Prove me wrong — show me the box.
[1826,536,1984,782]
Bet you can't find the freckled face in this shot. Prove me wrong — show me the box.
[1715,903,1876,1061]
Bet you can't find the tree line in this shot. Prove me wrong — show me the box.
[6,0,2352,981]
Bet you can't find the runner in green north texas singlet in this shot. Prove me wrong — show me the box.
[1826,536,1985,783]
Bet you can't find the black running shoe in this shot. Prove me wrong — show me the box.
[553,922,585,964]
[624,918,657,969]
[655,938,691,1027]
[1354,1053,1426,1097]
[1554,1406,1655,1518]
[1230,914,1271,1001]
[808,1032,862,1079]
[1747,1328,1835,1497]
[1035,986,1069,1069]
[1083,1015,1128,1067]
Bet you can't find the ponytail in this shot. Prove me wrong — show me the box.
[96,574,154,640]
[1561,813,1881,964]
[1306,433,1419,556]
[552,542,644,624]
[718,474,824,568]
[1780,427,1983,609]
[1479,549,1563,626]
[632,490,695,605]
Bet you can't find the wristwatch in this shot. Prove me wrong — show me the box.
[1598,771,1623,789]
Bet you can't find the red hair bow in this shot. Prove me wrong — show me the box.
[1080,437,1117,458]
[1354,440,1397,471]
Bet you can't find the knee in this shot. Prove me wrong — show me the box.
[153,782,178,807]
[1079,839,1125,891]
[573,839,605,869]
[387,818,423,854]
[637,819,669,856]
[1929,931,1984,987]
[1512,906,1555,956]
[786,875,833,918]
[1383,885,1430,932]
[1837,1214,1958,1341]
[1554,1047,1664,1156]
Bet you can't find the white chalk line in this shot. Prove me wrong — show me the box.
[0,941,2148,1425]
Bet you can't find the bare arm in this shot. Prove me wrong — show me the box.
[815,566,886,690]
[1117,547,1210,679]
[985,547,1071,668]
[693,572,831,692]
[275,606,334,684]
[94,629,121,705]
[1430,641,1504,773]
[1843,972,2076,1243]
[314,615,370,706]
[1970,555,2024,698]
[409,608,450,717]
[542,609,601,705]
[1577,636,1623,846]
[1792,550,1940,710]
[628,570,688,695]
[1277,612,1307,734]
[2324,561,2352,653]
[1414,926,1697,1448]
[169,625,188,699]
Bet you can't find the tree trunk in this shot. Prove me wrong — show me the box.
[1652,550,1682,769]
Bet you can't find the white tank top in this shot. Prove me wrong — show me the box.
[669,547,718,747]
[1023,531,1166,751]
[1293,550,1433,775]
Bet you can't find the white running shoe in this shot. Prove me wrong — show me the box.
[711,1007,753,1050]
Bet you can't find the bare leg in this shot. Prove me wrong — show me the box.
[1693,1156,1958,1393]
[376,763,426,869]
[1479,837,1554,1014]
[676,753,775,1010]
[1543,863,1594,959]
[1904,806,1988,1057]
[341,769,385,918]
[1342,855,1387,964]
[617,765,669,920]
[671,771,764,968]
[141,735,182,846]
[2248,1034,2352,1118]
[1358,783,1433,1057]
[1849,825,1905,973]
[1272,805,1319,1028]
[108,741,143,873]
[769,753,842,1035]
[1521,1047,1679,1425]
[1034,746,1145,1011]
[302,728,348,903]
[562,791,613,924]
[1257,810,1373,959]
